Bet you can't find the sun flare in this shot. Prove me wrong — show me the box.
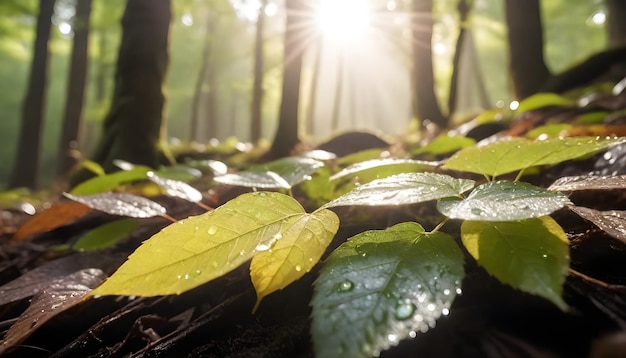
[315,0,372,46]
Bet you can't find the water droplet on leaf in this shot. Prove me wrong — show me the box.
[207,225,218,235]
[394,301,416,320]
[337,280,354,292]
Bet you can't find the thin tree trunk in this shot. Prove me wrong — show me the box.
[412,0,447,129]
[88,0,171,175]
[95,33,107,103]
[606,0,626,47]
[57,0,92,181]
[269,0,307,158]
[250,0,267,144]
[10,0,55,189]
[190,8,216,142]
[504,0,551,99]
[448,0,470,116]
[305,37,323,137]
[330,50,344,132]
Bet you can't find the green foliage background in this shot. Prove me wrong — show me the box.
[0,0,608,188]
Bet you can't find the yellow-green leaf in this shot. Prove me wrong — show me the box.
[443,136,626,179]
[461,217,569,310]
[90,192,315,297]
[250,209,339,310]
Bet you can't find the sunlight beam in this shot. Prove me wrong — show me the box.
[315,0,371,46]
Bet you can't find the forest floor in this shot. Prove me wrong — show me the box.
[2,93,626,357]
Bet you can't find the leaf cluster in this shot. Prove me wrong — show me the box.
[2,135,626,356]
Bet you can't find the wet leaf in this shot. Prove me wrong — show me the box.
[155,164,203,182]
[146,171,203,203]
[12,202,92,241]
[0,268,106,354]
[515,92,573,114]
[250,208,339,310]
[0,252,123,306]
[69,166,151,195]
[322,172,475,209]
[461,217,569,310]
[569,206,626,245]
[548,174,626,192]
[214,156,324,189]
[63,192,167,218]
[412,135,476,156]
[73,218,138,252]
[185,159,229,176]
[437,181,571,221]
[329,158,440,181]
[312,222,465,358]
[90,192,329,297]
[442,136,625,179]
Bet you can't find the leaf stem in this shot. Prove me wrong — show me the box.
[514,169,525,182]
[160,213,178,223]
[568,268,610,288]
[197,202,214,211]
[431,217,449,233]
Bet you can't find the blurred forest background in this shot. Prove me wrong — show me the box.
[0,0,610,189]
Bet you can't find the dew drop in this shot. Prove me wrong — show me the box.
[442,308,450,316]
[256,243,271,251]
[456,287,463,295]
[207,225,218,235]
[409,330,417,338]
[471,208,483,216]
[239,250,246,256]
[426,303,436,312]
[184,273,189,280]
[394,301,416,320]
[443,288,451,296]
[259,192,267,197]
[387,333,398,343]
[295,265,302,272]
[337,280,354,292]
[273,232,283,240]
[177,274,182,280]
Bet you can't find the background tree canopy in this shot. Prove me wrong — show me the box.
[0,0,610,188]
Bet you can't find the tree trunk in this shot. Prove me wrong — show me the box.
[447,0,470,116]
[9,0,55,189]
[269,0,307,158]
[504,0,551,99]
[606,0,626,47]
[305,38,323,138]
[57,0,92,182]
[89,0,171,174]
[190,8,216,142]
[412,0,447,129]
[250,0,267,144]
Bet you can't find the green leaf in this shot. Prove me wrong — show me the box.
[69,166,151,195]
[312,222,465,358]
[329,158,439,182]
[146,171,203,203]
[89,192,324,297]
[80,160,106,177]
[322,172,475,209]
[442,136,626,179]
[548,174,626,192]
[461,217,569,310]
[214,156,324,189]
[525,124,572,139]
[515,92,574,114]
[73,219,138,252]
[411,135,476,156]
[250,208,339,310]
[437,181,571,221]
[63,192,167,218]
